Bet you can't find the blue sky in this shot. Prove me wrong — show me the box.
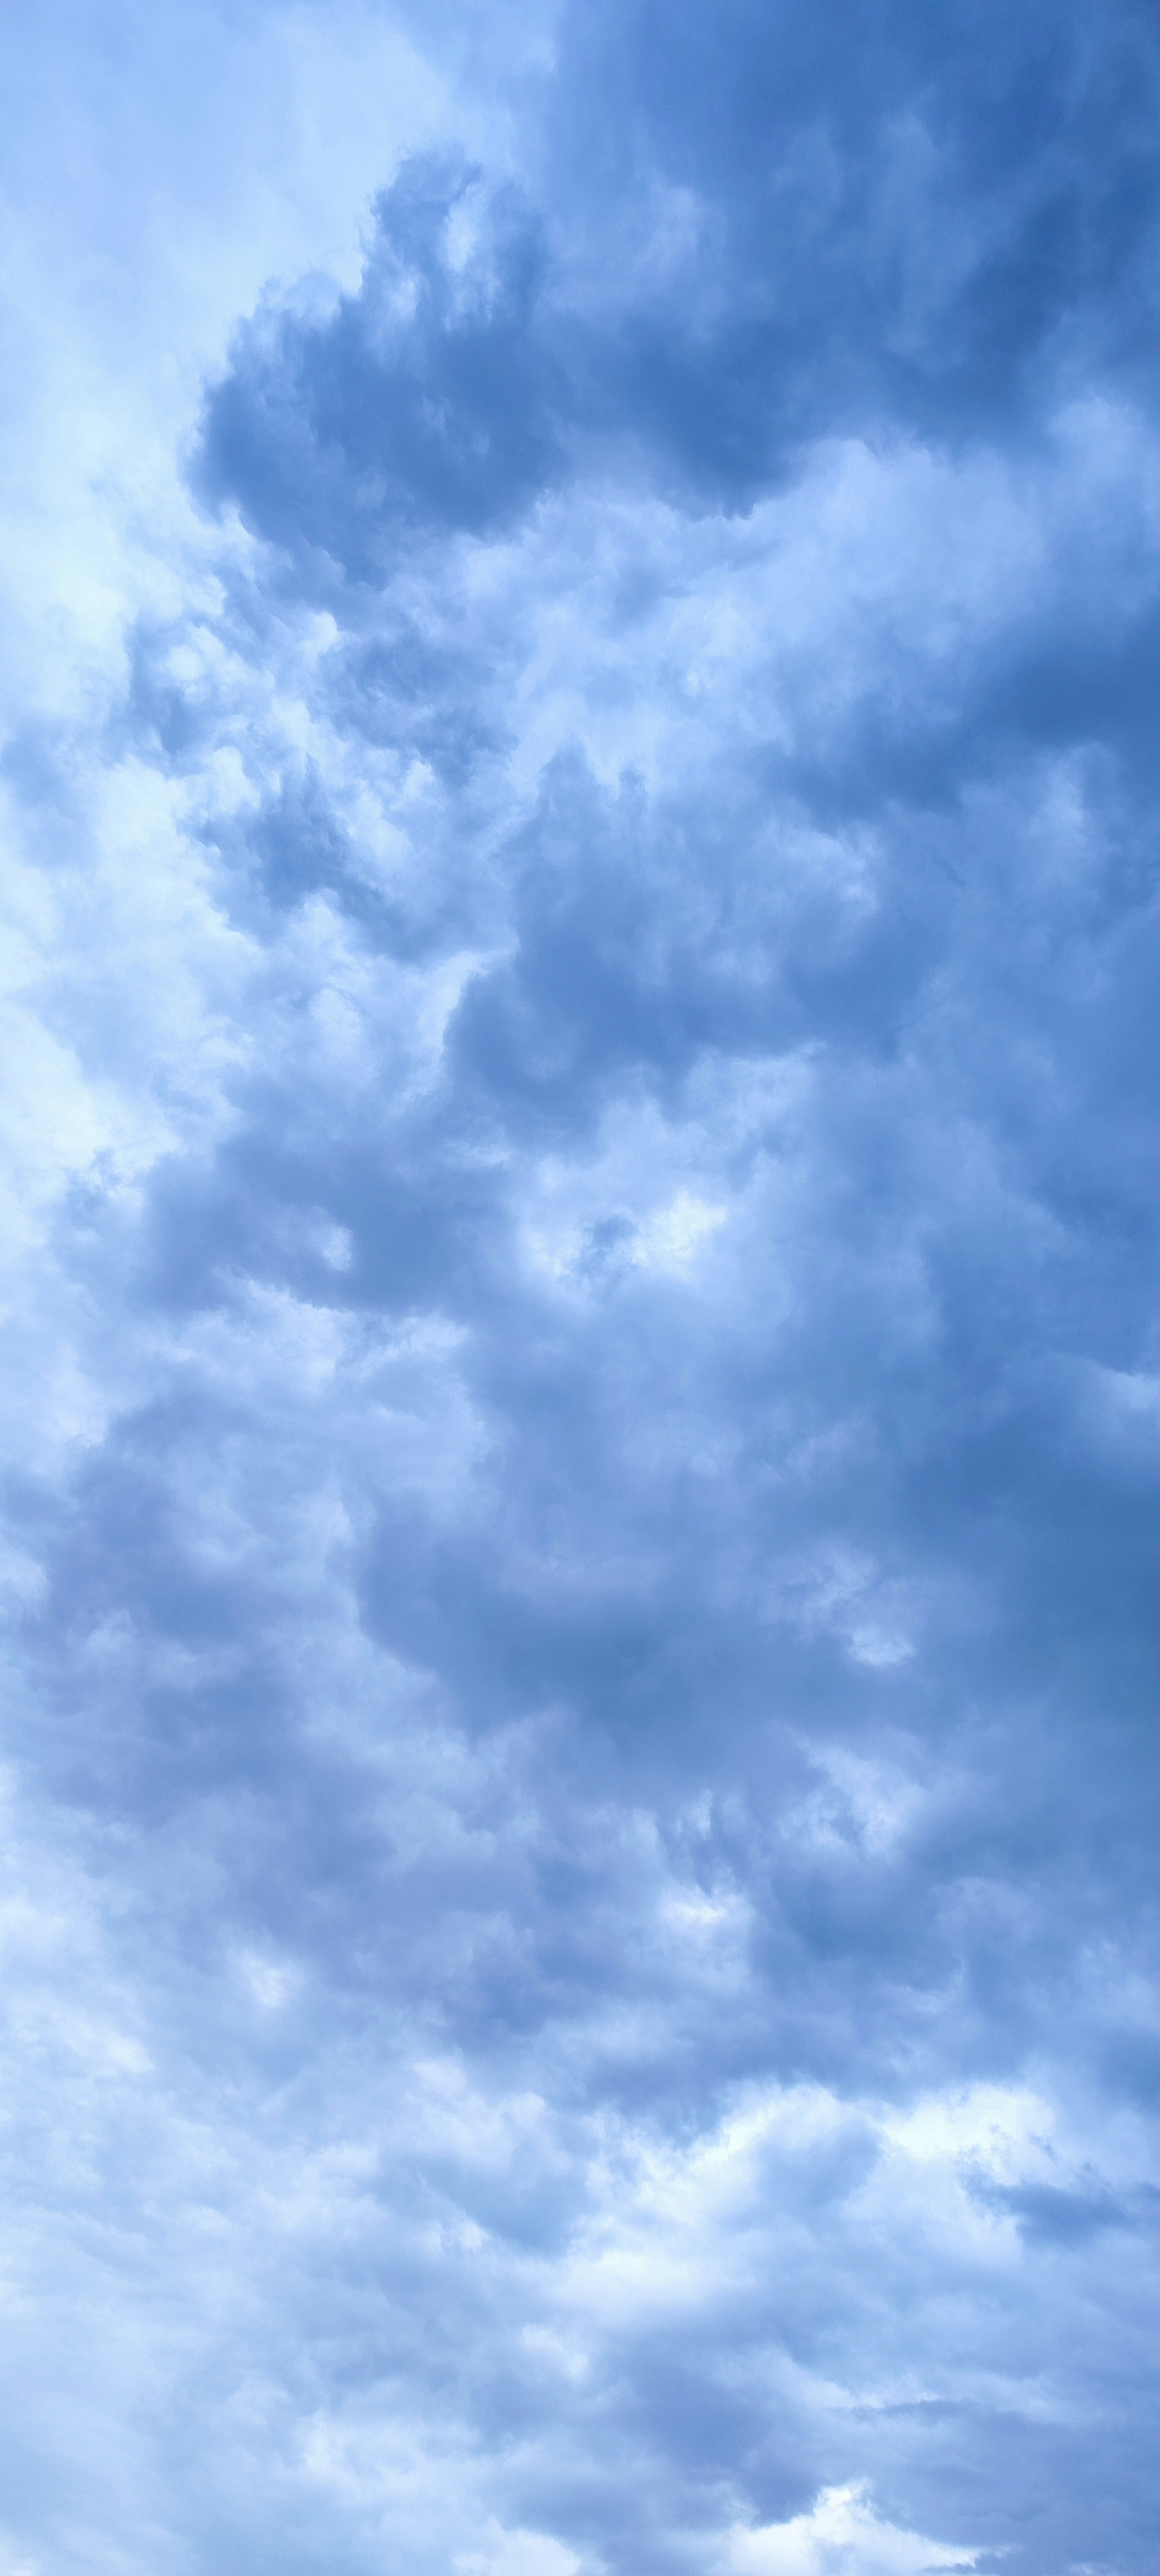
[3,3,1160,2570]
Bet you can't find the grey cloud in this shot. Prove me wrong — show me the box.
[196,158,564,576]
[6,3,1160,2572]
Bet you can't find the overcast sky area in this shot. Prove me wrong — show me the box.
[3,3,1160,2571]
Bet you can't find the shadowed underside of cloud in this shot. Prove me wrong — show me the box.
[5,1,1160,2572]
[199,0,1160,561]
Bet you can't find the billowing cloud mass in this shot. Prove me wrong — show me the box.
[3,1,1160,2570]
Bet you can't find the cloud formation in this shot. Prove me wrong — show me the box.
[3,2,1160,2571]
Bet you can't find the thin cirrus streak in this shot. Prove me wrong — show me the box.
[2,1,1160,2571]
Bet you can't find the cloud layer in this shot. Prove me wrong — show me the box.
[3,3,1160,2571]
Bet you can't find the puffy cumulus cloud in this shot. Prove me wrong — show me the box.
[4,0,1160,2572]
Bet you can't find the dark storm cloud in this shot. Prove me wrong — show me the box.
[544,0,1160,469]
[198,0,1160,575]
[196,157,565,576]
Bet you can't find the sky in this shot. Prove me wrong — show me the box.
[2,3,1160,2571]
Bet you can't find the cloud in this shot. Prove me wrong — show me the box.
[724,2485,978,2576]
[196,157,566,576]
[4,0,1160,2572]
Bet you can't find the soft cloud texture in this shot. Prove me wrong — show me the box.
[3,3,1160,2572]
